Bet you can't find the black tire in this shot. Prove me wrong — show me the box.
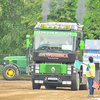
[80,81,89,90]
[71,74,80,90]
[32,80,40,89]
[45,85,56,89]
[2,64,19,80]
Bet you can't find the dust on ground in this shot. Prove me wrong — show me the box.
[0,80,100,100]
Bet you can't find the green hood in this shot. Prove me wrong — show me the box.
[4,56,27,60]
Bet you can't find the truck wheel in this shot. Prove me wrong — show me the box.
[71,74,80,90]
[45,85,56,89]
[32,80,40,89]
[2,65,19,80]
[80,81,89,90]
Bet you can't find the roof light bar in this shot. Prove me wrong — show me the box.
[40,23,71,30]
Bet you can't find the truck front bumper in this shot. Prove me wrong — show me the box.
[31,73,73,87]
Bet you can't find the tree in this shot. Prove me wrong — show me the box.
[0,0,79,56]
[0,0,27,55]
[83,0,100,39]
[48,0,78,23]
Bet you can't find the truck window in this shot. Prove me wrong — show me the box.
[34,31,77,51]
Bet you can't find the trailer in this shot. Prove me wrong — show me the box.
[83,39,100,84]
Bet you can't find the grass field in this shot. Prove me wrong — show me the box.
[0,71,4,80]
[18,73,31,80]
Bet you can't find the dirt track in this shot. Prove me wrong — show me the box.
[0,80,100,100]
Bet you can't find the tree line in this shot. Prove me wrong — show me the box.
[0,0,100,56]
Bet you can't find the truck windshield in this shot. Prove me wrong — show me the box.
[34,31,77,51]
[85,40,100,50]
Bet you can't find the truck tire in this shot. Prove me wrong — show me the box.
[45,85,56,89]
[71,74,80,90]
[80,81,89,90]
[32,80,40,89]
[2,65,19,80]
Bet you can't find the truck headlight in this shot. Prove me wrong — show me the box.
[67,65,71,70]
[67,67,71,70]
[73,67,76,70]
[35,70,39,73]
[73,67,76,73]
[67,71,71,74]
[31,66,34,69]
[35,64,40,73]
[67,65,71,68]
[31,69,34,72]
[31,66,34,72]
[35,64,40,69]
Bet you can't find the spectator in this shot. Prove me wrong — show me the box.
[89,41,98,49]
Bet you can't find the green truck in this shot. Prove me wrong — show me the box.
[1,22,88,90]
[30,22,88,90]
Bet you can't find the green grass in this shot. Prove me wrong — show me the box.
[0,71,4,80]
[18,73,31,80]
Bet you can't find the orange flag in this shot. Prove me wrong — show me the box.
[92,80,100,90]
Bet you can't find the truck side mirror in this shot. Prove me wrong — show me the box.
[79,40,84,50]
[26,35,30,48]
[76,37,81,49]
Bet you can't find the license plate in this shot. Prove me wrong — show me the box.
[48,77,58,80]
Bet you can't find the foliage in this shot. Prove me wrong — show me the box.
[0,54,7,65]
[0,0,27,55]
[83,0,100,39]
[48,0,78,22]
[0,0,79,56]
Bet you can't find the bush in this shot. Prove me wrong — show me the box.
[0,54,7,65]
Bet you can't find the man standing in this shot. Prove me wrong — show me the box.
[86,56,95,97]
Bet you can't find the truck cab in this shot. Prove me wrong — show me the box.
[30,22,87,90]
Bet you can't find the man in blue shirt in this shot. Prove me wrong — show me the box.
[89,41,98,49]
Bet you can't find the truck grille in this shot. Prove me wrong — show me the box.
[46,65,61,74]
[40,63,67,74]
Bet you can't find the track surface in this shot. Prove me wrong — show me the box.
[0,80,100,100]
